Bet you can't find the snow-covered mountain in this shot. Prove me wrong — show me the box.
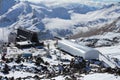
[0,0,120,41]
[73,16,120,47]
[74,32,120,48]
[0,0,16,15]
[71,16,120,39]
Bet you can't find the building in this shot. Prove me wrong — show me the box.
[8,32,17,43]
[15,28,44,49]
[16,28,39,43]
[57,39,100,60]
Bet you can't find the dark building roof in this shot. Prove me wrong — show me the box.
[16,28,39,43]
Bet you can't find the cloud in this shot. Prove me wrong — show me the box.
[92,0,120,2]
[22,0,120,3]
[19,0,119,8]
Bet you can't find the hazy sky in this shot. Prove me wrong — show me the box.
[19,0,120,7]
[20,0,120,2]
[92,0,120,2]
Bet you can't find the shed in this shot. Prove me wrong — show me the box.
[57,39,100,60]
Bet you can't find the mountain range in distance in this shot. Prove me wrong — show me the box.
[0,0,120,41]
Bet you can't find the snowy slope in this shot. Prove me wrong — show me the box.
[74,32,120,48]
[0,0,16,15]
[49,73,120,80]
[71,15,120,39]
[83,73,120,80]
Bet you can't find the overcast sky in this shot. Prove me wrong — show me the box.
[20,0,120,2]
[92,0,120,2]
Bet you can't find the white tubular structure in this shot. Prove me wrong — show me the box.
[57,40,100,60]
